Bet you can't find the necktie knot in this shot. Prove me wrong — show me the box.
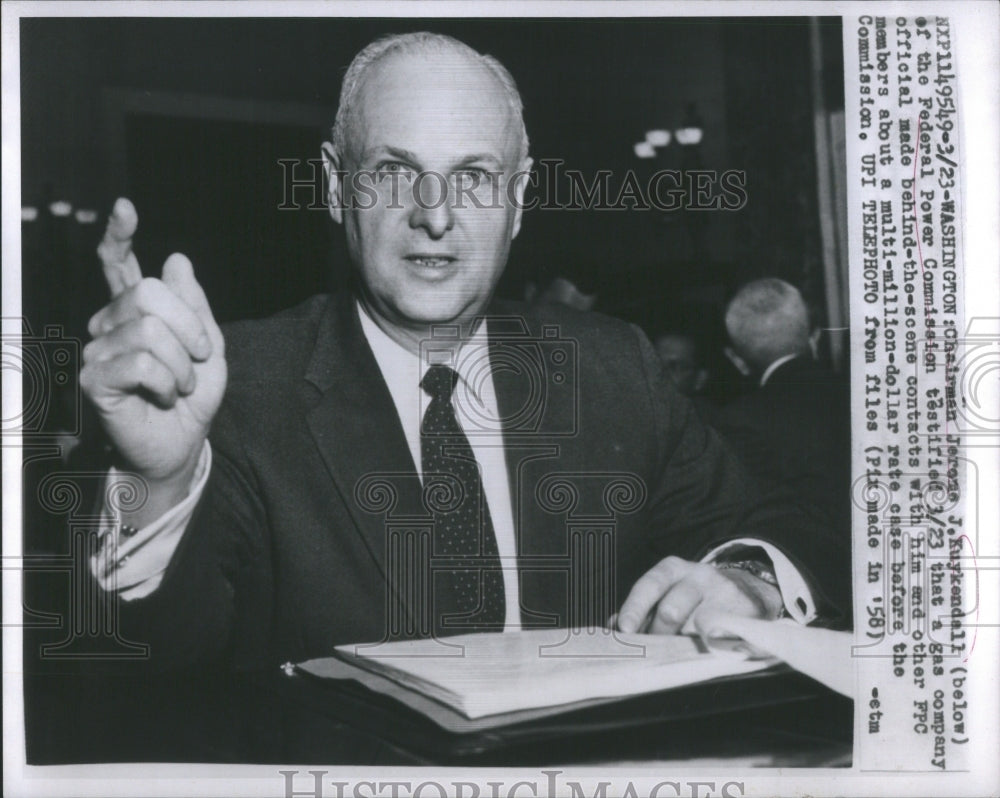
[421,364,459,403]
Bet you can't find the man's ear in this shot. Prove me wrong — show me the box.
[509,157,534,239]
[724,346,751,377]
[321,142,344,225]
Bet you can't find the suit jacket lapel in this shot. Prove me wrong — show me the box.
[303,293,424,589]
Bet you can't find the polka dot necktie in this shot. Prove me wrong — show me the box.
[420,364,506,635]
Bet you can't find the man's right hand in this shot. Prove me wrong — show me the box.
[80,199,227,524]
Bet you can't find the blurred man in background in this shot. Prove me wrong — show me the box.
[653,331,710,398]
[715,278,850,533]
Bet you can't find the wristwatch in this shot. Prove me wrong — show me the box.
[714,558,789,618]
[714,557,779,586]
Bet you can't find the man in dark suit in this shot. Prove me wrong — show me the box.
[716,278,851,534]
[77,33,847,758]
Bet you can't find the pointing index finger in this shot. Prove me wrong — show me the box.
[97,198,142,297]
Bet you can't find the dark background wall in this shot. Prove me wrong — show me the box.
[20,16,843,374]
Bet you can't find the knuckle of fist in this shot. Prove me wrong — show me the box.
[132,351,156,377]
[644,572,670,593]
[683,562,712,586]
[137,314,163,339]
[87,314,102,338]
[656,602,683,624]
[134,277,160,305]
[654,556,682,579]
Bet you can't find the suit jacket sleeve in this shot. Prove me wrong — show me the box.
[112,398,275,671]
[631,327,851,624]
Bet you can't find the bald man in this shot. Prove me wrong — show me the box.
[77,35,848,760]
[717,278,850,533]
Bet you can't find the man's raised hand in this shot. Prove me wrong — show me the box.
[80,199,227,522]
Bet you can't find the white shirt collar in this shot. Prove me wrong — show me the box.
[355,300,490,400]
[357,301,422,404]
[355,299,503,467]
[759,353,802,387]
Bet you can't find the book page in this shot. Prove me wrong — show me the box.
[333,628,776,718]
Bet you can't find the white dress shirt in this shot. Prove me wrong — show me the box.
[91,441,211,600]
[356,304,523,630]
[93,301,817,623]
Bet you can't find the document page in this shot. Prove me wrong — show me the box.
[331,628,776,719]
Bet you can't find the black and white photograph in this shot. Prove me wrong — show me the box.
[3,2,997,796]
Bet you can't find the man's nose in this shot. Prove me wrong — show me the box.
[409,174,455,238]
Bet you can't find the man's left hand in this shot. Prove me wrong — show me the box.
[616,556,784,635]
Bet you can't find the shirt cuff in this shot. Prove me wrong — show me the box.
[90,442,212,600]
[701,538,817,624]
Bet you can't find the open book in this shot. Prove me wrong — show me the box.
[320,628,778,720]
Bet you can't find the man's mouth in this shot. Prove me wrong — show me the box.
[406,255,456,269]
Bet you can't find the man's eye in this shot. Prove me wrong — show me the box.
[376,162,411,179]
[454,169,491,188]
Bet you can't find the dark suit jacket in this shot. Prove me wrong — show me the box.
[714,356,851,536]
[116,294,849,674]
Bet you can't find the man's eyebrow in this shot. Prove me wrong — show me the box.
[358,147,507,171]
[455,154,504,169]
[360,145,420,165]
